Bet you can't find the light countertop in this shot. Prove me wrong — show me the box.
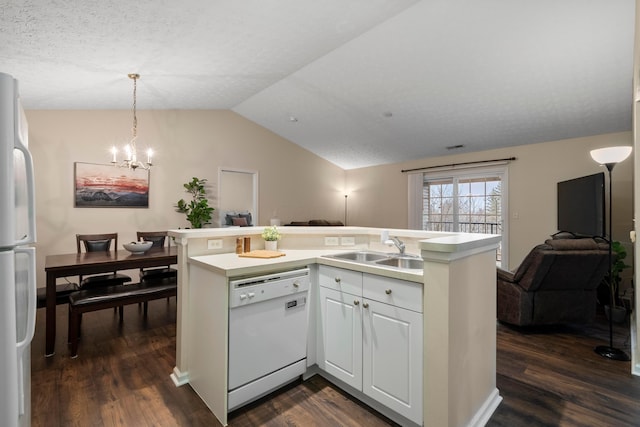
[189,249,424,283]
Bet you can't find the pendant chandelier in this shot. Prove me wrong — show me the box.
[110,73,153,170]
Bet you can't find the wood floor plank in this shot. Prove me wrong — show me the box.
[100,400,128,427]
[30,299,640,426]
[489,314,640,427]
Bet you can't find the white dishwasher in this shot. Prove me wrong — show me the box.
[228,267,310,411]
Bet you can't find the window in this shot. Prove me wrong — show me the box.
[409,166,507,266]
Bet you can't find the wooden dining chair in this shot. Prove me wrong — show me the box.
[136,231,177,282]
[136,231,177,312]
[76,233,132,288]
[75,233,132,321]
[37,233,129,309]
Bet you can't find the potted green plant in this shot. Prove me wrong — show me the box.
[175,177,214,229]
[604,241,630,323]
[262,226,281,251]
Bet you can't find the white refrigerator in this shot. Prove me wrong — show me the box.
[0,72,37,427]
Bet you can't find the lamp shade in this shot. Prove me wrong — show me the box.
[590,146,632,165]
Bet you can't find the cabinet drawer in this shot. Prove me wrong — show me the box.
[363,273,423,312]
[319,265,362,296]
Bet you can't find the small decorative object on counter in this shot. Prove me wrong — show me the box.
[261,226,281,241]
[244,236,251,252]
[265,240,277,251]
[262,226,281,251]
[236,238,244,254]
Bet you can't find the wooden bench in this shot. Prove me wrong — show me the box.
[68,277,177,357]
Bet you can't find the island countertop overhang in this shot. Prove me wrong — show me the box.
[175,226,501,282]
[188,249,425,283]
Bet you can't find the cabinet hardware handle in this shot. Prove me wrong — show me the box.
[335,277,341,283]
[354,300,359,305]
[293,281,299,288]
[363,302,369,308]
[385,289,392,294]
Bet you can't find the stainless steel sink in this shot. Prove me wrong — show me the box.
[323,251,423,271]
[328,251,390,262]
[375,257,424,270]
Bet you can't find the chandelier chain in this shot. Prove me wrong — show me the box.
[110,73,151,170]
[129,73,138,145]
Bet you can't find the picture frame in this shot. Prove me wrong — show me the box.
[74,162,149,208]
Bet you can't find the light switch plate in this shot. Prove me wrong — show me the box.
[341,236,355,246]
[207,239,223,249]
[324,236,339,246]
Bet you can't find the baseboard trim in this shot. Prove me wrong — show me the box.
[466,388,502,427]
[170,366,189,387]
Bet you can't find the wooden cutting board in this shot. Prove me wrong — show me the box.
[238,250,286,259]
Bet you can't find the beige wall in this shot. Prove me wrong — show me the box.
[27,110,346,286]
[27,108,633,285]
[346,131,634,271]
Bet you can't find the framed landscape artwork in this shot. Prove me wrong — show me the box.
[74,162,149,208]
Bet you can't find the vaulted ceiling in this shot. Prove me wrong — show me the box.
[1,0,634,169]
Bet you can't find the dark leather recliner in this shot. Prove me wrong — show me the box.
[497,236,610,326]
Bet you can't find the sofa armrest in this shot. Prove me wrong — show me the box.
[497,267,516,283]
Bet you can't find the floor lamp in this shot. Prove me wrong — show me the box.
[344,194,348,226]
[590,146,632,361]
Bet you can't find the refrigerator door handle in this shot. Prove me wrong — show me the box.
[13,104,36,246]
[15,247,35,416]
[15,246,36,352]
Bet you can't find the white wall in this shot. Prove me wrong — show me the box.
[346,131,634,272]
[27,110,346,286]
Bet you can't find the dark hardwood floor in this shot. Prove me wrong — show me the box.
[31,299,640,426]
[489,312,640,427]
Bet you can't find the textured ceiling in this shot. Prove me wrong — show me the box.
[0,0,635,169]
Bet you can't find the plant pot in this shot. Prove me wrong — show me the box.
[264,240,278,251]
[604,305,626,324]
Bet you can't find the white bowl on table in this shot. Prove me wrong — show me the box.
[123,241,153,254]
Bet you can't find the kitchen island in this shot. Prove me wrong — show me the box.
[168,226,501,427]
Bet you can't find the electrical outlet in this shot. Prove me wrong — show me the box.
[341,236,355,246]
[207,239,223,249]
[324,236,339,246]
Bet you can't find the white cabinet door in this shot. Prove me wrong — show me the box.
[319,286,362,390]
[362,299,423,425]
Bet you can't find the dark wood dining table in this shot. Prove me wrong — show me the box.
[44,246,177,356]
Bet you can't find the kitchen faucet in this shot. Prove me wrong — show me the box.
[388,236,406,255]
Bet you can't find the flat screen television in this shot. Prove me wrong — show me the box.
[557,172,605,237]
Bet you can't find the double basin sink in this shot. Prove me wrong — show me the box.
[323,251,423,270]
